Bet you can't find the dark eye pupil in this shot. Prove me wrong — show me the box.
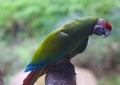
[94,28,103,35]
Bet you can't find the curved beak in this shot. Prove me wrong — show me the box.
[102,28,111,38]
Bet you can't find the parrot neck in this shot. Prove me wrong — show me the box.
[63,19,97,40]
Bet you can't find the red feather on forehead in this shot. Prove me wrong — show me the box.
[104,21,112,31]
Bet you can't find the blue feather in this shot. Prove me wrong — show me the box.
[24,61,49,72]
[25,51,66,72]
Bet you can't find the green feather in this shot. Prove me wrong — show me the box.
[24,17,103,85]
[28,17,98,70]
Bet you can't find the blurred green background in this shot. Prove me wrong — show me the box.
[0,0,120,85]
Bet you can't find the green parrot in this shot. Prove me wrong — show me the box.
[23,17,112,85]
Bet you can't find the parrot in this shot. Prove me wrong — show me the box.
[23,17,112,85]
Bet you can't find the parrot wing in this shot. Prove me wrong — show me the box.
[23,31,71,85]
[62,37,89,59]
[25,31,71,72]
[73,37,88,54]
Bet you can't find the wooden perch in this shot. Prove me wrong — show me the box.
[45,60,76,85]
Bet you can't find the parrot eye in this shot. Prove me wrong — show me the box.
[94,25,104,36]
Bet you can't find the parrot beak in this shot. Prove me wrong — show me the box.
[102,28,111,38]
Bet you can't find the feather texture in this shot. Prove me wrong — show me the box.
[23,66,52,85]
[23,17,98,85]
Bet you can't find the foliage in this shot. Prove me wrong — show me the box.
[0,0,120,84]
[98,75,120,85]
[0,0,119,38]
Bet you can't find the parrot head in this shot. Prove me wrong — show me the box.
[94,18,112,38]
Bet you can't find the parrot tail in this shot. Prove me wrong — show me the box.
[22,67,49,85]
